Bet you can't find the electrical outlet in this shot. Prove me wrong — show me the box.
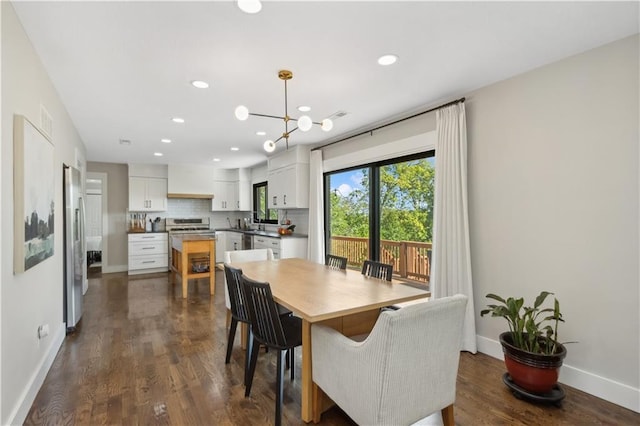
[37,324,49,339]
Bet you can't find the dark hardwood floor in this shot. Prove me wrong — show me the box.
[25,269,639,425]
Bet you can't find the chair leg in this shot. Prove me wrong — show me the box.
[441,404,454,426]
[289,347,295,381]
[275,350,285,426]
[245,337,261,397]
[244,326,253,387]
[225,318,238,364]
[285,348,290,370]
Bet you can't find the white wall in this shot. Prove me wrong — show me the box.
[1,2,87,424]
[311,34,639,411]
[467,35,639,410]
[86,162,129,272]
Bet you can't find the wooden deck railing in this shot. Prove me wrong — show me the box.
[329,236,432,283]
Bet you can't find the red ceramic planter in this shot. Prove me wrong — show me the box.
[500,332,566,394]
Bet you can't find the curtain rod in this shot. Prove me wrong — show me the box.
[311,97,465,152]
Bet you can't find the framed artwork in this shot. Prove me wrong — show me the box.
[13,115,55,273]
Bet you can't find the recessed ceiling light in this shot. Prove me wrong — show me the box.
[213,158,221,162]
[377,54,398,66]
[298,106,311,112]
[230,147,240,151]
[161,138,171,143]
[172,117,185,123]
[154,152,163,157]
[237,0,262,14]
[191,80,209,89]
[256,131,266,136]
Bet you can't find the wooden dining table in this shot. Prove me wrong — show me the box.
[231,257,430,423]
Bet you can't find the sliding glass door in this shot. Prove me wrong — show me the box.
[325,168,370,269]
[325,152,434,284]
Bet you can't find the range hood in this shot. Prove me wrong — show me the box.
[167,193,213,199]
[167,164,214,199]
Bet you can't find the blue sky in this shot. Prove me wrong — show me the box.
[329,169,365,197]
[329,157,434,197]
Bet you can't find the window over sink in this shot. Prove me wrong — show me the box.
[253,182,278,224]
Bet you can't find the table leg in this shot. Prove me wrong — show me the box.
[209,240,215,296]
[181,248,189,299]
[301,319,313,422]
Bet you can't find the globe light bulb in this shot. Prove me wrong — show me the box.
[235,105,249,121]
[263,140,276,152]
[237,0,262,14]
[321,118,334,132]
[297,115,313,132]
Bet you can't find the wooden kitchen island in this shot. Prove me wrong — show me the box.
[170,234,215,299]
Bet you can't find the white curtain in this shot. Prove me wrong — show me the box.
[307,150,325,264]
[432,103,477,353]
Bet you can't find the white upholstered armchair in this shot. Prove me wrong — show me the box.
[311,294,468,426]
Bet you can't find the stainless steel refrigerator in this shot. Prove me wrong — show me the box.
[63,165,85,333]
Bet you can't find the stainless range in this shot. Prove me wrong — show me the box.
[166,217,216,266]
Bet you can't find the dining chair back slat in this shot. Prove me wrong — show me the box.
[325,254,348,270]
[224,264,249,323]
[361,260,393,281]
[242,276,287,348]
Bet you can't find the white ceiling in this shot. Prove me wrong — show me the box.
[11,1,639,169]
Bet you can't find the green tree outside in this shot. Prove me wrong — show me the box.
[329,158,434,243]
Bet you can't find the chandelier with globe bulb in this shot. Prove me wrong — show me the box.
[234,70,333,153]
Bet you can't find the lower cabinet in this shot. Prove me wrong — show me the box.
[227,232,243,252]
[128,232,168,275]
[253,235,307,260]
[215,231,227,263]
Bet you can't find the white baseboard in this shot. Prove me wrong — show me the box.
[476,335,640,413]
[7,324,66,425]
[101,264,128,274]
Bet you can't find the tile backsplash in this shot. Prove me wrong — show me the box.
[147,198,309,234]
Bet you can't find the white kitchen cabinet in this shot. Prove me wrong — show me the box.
[215,231,227,263]
[167,164,214,198]
[253,235,307,260]
[267,163,309,209]
[129,176,167,212]
[212,180,238,211]
[227,232,243,252]
[128,233,168,274]
[211,168,251,211]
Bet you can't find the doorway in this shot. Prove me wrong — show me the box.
[86,172,108,281]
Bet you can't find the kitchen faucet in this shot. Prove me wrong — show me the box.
[251,212,265,231]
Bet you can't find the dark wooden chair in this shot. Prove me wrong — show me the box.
[224,264,291,386]
[361,259,393,281]
[242,275,302,426]
[223,264,254,386]
[325,254,347,270]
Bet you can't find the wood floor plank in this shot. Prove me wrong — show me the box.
[24,269,639,425]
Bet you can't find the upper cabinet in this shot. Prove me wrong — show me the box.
[167,164,214,199]
[128,164,168,212]
[267,164,309,209]
[267,145,310,209]
[211,180,238,210]
[211,168,251,211]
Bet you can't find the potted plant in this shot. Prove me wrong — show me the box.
[481,291,567,395]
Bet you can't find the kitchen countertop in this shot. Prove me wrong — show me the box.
[127,230,168,234]
[215,228,308,239]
